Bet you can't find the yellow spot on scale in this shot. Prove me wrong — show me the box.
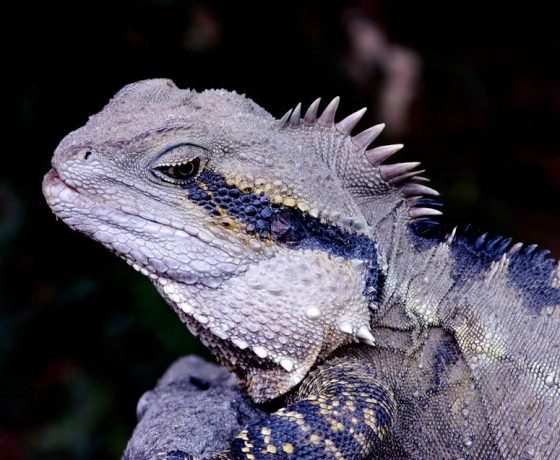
[454,323,506,360]
[345,401,357,412]
[283,197,296,207]
[310,434,321,445]
[239,181,253,193]
[266,444,277,454]
[353,431,367,448]
[282,443,295,454]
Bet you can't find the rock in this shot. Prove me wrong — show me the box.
[123,356,264,460]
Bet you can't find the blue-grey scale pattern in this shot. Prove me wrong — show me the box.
[410,220,560,314]
[184,170,382,303]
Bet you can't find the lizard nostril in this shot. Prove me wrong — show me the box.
[83,150,92,160]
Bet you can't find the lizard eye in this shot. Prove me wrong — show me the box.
[154,157,201,183]
[152,143,207,185]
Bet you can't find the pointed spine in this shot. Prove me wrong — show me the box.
[495,237,512,254]
[365,144,404,166]
[303,98,321,125]
[410,176,431,183]
[508,242,523,255]
[526,243,539,255]
[408,207,443,219]
[289,103,302,127]
[379,161,421,182]
[318,96,340,126]
[386,169,425,185]
[338,321,353,334]
[401,183,440,197]
[475,233,488,249]
[357,326,375,346]
[278,109,292,128]
[447,226,458,244]
[335,107,367,134]
[352,123,385,149]
[279,358,294,372]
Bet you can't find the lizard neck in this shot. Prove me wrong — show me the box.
[369,206,450,329]
[372,210,559,331]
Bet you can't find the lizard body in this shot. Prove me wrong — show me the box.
[43,79,560,459]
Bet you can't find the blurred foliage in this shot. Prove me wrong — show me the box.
[2,0,559,458]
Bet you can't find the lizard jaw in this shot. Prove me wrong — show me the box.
[42,169,242,287]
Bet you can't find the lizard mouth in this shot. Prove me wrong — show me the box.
[43,168,237,287]
[43,169,83,203]
[43,169,111,228]
[43,168,160,279]
[43,168,143,230]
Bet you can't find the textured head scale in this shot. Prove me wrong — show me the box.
[43,79,442,401]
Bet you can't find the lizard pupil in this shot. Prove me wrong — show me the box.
[162,158,200,180]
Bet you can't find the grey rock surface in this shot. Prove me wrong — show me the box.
[123,356,264,460]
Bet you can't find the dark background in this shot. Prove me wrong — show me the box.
[2,1,559,458]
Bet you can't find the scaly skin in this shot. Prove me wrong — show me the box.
[43,79,559,459]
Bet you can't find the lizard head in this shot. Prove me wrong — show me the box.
[43,79,441,401]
